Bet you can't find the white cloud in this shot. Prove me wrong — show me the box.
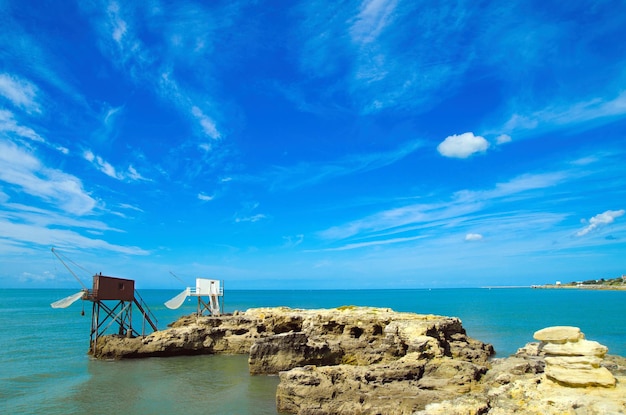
[0,73,41,113]
[198,193,214,201]
[313,235,427,251]
[496,134,511,145]
[84,150,147,181]
[350,0,399,45]
[191,106,220,139]
[107,1,128,43]
[0,217,147,255]
[84,150,118,179]
[235,214,267,223]
[576,209,625,237]
[270,139,423,190]
[317,170,571,245]
[0,109,44,142]
[500,91,626,137]
[465,233,483,241]
[127,165,148,181]
[0,139,96,215]
[437,132,489,158]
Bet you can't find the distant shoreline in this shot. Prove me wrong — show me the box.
[531,284,626,291]
[479,284,626,291]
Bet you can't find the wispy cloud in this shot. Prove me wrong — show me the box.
[0,73,41,113]
[349,0,399,45]
[83,149,148,182]
[283,234,304,248]
[269,139,423,190]
[0,214,147,255]
[0,109,44,143]
[317,169,573,248]
[454,172,569,206]
[191,106,220,140]
[0,139,96,215]
[294,2,478,114]
[198,192,214,201]
[87,1,223,141]
[576,209,625,237]
[494,91,626,140]
[84,149,117,178]
[313,234,427,252]
[234,201,267,223]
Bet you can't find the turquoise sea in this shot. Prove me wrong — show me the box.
[1,288,625,414]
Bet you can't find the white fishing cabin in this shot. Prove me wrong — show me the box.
[164,278,223,316]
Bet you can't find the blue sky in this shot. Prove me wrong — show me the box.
[1,0,625,289]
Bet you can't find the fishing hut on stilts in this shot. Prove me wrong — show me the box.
[164,278,224,316]
[86,273,158,352]
[50,249,158,354]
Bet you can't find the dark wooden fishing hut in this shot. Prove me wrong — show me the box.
[87,274,158,354]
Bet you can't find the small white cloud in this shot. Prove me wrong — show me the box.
[83,150,95,162]
[496,134,512,145]
[127,165,148,181]
[235,214,266,223]
[221,177,232,182]
[465,233,483,241]
[119,203,144,212]
[198,192,214,201]
[199,142,212,152]
[576,209,625,236]
[85,151,118,179]
[437,132,489,158]
[191,106,220,139]
[84,150,146,181]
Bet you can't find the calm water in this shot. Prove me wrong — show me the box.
[1,288,625,414]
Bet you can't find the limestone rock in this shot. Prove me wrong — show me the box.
[531,326,616,388]
[533,326,584,343]
[91,307,494,369]
[415,356,626,415]
[276,354,488,415]
[541,339,608,357]
[545,365,616,388]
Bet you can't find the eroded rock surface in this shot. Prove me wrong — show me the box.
[91,311,626,415]
[416,355,626,415]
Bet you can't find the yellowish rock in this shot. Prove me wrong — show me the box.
[533,326,584,343]
[541,339,608,357]
[545,366,617,388]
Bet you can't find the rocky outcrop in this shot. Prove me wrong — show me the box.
[91,310,626,415]
[416,328,626,415]
[414,356,626,415]
[92,306,493,365]
[277,355,488,415]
